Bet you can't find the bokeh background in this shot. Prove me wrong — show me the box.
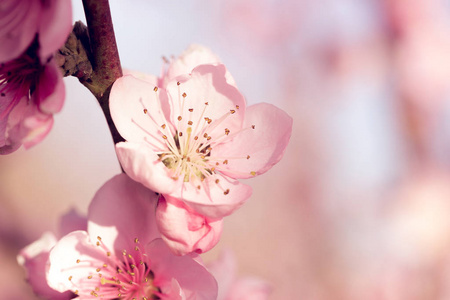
[2,0,450,299]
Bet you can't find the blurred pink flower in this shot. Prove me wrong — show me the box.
[47,174,218,299]
[17,209,86,299]
[110,48,293,220]
[0,0,72,154]
[156,195,223,255]
[208,249,271,300]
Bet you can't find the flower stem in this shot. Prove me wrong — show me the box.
[81,0,124,144]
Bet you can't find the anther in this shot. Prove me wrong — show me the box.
[197,185,201,190]
[215,179,220,184]
[188,108,194,112]
[134,238,139,243]
[225,128,230,135]
[236,105,240,109]
[88,275,93,279]
[68,276,72,281]
[252,125,256,129]
[153,86,158,92]
[178,116,182,121]
[188,121,193,125]
[223,160,228,164]
[179,132,183,137]
[177,81,181,86]
[182,92,187,98]
[247,155,250,159]
[161,124,166,129]
[76,259,81,263]
[162,135,167,139]
[224,189,230,195]
[203,133,208,138]
[143,109,148,114]
[205,102,209,105]
[230,109,236,114]
[251,171,256,176]
[194,136,198,140]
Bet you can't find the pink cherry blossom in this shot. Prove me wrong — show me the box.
[0,0,72,154]
[208,249,271,300]
[17,209,86,299]
[110,52,292,220]
[46,174,218,299]
[156,195,223,255]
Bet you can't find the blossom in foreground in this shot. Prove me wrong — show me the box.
[208,249,271,300]
[110,51,293,221]
[0,0,72,154]
[46,174,218,299]
[17,209,86,299]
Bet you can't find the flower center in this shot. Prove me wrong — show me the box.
[135,81,256,195]
[0,38,42,119]
[69,237,161,300]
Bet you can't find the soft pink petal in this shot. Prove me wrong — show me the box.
[123,69,159,85]
[36,60,65,114]
[171,173,253,219]
[58,208,87,238]
[21,113,53,149]
[116,141,181,195]
[156,195,223,255]
[17,232,73,299]
[0,0,41,62]
[110,75,172,147]
[146,239,218,300]
[37,0,72,60]
[87,173,160,255]
[165,64,245,141]
[165,44,237,87]
[213,103,293,179]
[166,44,222,79]
[46,231,106,293]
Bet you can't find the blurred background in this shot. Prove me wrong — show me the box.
[2,0,450,299]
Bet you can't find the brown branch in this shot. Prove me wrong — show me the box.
[81,0,124,145]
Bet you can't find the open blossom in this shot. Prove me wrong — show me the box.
[46,174,218,299]
[208,249,271,300]
[0,0,72,154]
[110,46,293,221]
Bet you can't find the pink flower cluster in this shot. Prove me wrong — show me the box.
[111,45,293,255]
[0,0,72,154]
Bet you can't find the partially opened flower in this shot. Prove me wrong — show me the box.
[47,174,218,299]
[0,0,72,154]
[110,50,292,220]
[156,195,223,255]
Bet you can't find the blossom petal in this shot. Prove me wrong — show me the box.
[110,75,171,148]
[165,64,245,141]
[147,239,218,300]
[36,61,65,114]
[37,0,72,60]
[47,231,106,294]
[0,0,41,62]
[213,103,293,179]
[116,141,181,195]
[156,195,223,255]
[87,173,160,255]
[17,232,73,299]
[172,173,252,219]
